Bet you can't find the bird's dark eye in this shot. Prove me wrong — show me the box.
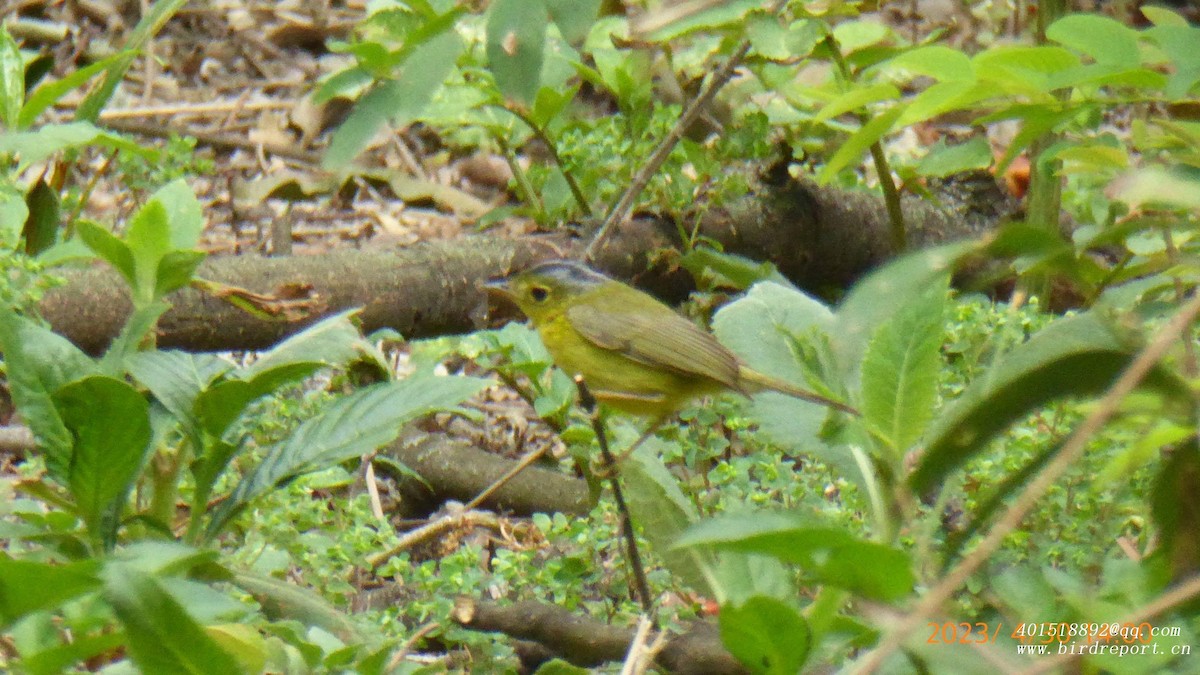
[529,285,550,303]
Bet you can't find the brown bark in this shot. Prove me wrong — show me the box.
[451,597,748,674]
[36,171,1014,355]
[384,432,591,518]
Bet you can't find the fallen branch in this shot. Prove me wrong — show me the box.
[451,597,747,674]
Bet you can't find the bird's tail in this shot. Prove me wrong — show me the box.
[738,366,859,416]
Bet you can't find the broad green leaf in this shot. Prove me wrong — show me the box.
[76,221,136,285]
[817,104,904,182]
[55,376,152,550]
[861,277,947,454]
[715,282,834,372]
[915,136,992,177]
[910,312,1191,492]
[710,554,795,607]
[831,20,890,55]
[125,199,172,304]
[111,540,223,577]
[207,374,489,537]
[207,624,269,674]
[243,309,364,380]
[897,79,995,127]
[719,596,810,675]
[1052,143,1128,173]
[0,186,28,242]
[675,512,915,601]
[1141,6,1188,27]
[487,0,547,106]
[1046,13,1139,67]
[155,250,206,297]
[639,0,760,42]
[0,558,101,628]
[715,282,842,454]
[834,242,973,379]
[745,14,819,62]
[623,441,715,593]
[102,562,243,675]
[232,571,361,642]
[152,179,205,250]
[1142,25,1200,97]
[881,45,973,82]
[21,178,59,256]
[546,0,601,46]
[17,630,126,675]
[812,83,900,124]
[972,46,1080,93]
[76,0,188,121]
[0,313,96,483]
[1109,167,1200,212]
[680,248,789,291]
[127,350,231,447]
[530,83,580,128]
[0,121,147,167]
[0,26,22,129]
[18,54,126,129]
[324,30,463,168]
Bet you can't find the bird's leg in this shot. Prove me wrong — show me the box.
[571,376,654,612]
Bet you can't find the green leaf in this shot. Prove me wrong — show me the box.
[55,376,152,550]
[102,562,243,675]
[680,248,789,291]
[155,250,206,297]
[881,45,973,82]
[1046,13,1140,67]
[817,104,904,182]
[0,558,101,629]
[675,512,915,601]
[622,442,715,593]
[76,220,136,285]
[719,596,810,675]
[546,0,600,46]
[125,199,172,303]
[910,311,1191,492]
[76,0,188,121]
[0,312,96,483]
[324,30,463,168]
[21,178,60,256]
[915,136,992,177]
[0,25,23,129]
[127,351,231,448]
[713,281,842,451]
[207,374,489,538]
[861,277,946,454]
[0,121,147,167]
[243,309,364,381]
[640,0,760,42]
[834,242,973,378]
[972,46,1080,93]
[18,53,127,129]
[231,571,361,642]
[812,83,900,124]
[486,0,548,106]
[151,179,205,250]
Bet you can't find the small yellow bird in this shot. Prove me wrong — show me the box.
[486,261,857,426]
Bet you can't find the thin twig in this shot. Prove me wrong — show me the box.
[854,292,1200,673]
[464,445,548,511]
[584,0,790,261]
[488,103,592,217]
[573,375,654,613]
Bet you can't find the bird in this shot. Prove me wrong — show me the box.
[485,260,857,433]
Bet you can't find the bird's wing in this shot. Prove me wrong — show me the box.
[565,299,741,389]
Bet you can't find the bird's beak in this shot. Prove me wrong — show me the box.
[482,277,516,301]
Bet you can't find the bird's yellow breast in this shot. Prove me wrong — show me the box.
[533,313,719,419]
